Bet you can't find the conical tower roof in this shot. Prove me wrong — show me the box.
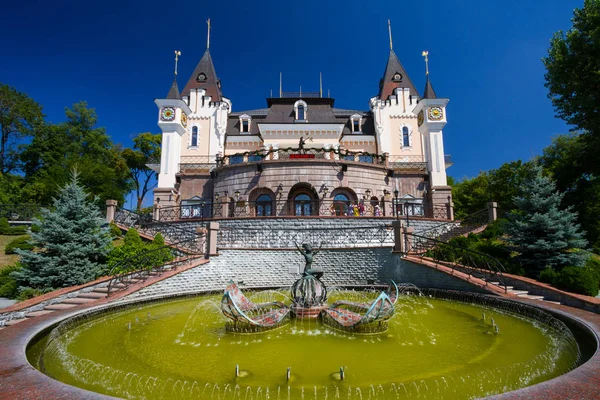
[423,76,437,99]
[378,50,419,100]
[182,49,222,101]
[166,77,180,99]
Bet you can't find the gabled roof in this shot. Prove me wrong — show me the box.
[423,76,437,99]
[378,50,420,100]
[166,77,180,99]
[182,50,222,101]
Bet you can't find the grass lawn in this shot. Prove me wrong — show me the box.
[0,235,26,270]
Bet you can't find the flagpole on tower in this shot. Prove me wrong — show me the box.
[388,19,393,50]
[174,50,181,76]
[207,18,211,50]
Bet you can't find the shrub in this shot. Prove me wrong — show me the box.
[124,228,142,246]
[16,287,52,301]
[480,219,508,240]
[539,267,559,285]
[109,222,122,239]
[0,264,21,298]
[5,236,34,254]
[0,218,28,235]
[554,266,599,297]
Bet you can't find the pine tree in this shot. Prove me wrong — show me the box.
[12,171,111,290]
[506,164,588,275]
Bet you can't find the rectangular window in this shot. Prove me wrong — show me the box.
[353,120,360,132]
[358,155,373,163]
[248,155,263,162]
[230,155,244,164]
[343,155,355,161]
[242,120,249,133]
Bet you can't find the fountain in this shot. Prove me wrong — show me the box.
[25,244,584,400]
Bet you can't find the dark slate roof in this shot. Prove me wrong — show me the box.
[379,50,420,100]
[166,77,180,99]
[423,76,437,99]
[182,50,222,101]
[225,98,375,137]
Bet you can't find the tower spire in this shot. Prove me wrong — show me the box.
[422,50,437,99]
[206,18,211,50]
[388,19,393,50]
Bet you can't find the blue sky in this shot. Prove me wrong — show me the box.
[0,0,582,185]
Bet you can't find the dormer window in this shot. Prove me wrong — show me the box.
[294,100,308,122]
[350,114,362,133]
[191,126,199,147]
[392,72,403,82]
[196,73,207,82]
[239,114,251,134]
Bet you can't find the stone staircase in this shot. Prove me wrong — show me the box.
[486,280,562,305]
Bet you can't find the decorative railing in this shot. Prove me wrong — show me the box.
[407,232,507,293]
[387,155,427,171]
[218,225,394,249]
[155,199,451,221]
[418,208,489,241]
[114,208,206,255]
[0,204,44,221]
[280,91,321,98]
[105,237,202,297]
[178,156,218,173]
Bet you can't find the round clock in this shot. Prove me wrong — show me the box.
[417,110,424,127]
[181,112,188,128]
[161,107,176,122]
[428,106,443,121]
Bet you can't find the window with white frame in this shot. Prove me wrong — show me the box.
[294,100,308,121]
[239,114,251,134]
[191,126,199,147]
[401,126,412,148]
[350,114,362,133]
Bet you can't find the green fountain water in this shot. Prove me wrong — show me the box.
[28,290,579,400]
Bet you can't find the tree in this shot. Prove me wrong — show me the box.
[11,171,112,290]
[122,132,161,210]
[540,133,600,251]
[20,102,132,205]
[506,164,588,276]
[0,84,44,174]
[543,0,600,175]
[451,161,535,218]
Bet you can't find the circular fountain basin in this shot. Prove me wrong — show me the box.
[27,289,580,400]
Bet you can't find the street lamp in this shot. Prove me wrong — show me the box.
[235,190,241,200]
[365,188,371,198]
[323,185,329,197]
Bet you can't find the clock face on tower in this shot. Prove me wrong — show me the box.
[428,106,444,121]
[417,110,424,127]
[181,112,188,128]
[160,107,176,122]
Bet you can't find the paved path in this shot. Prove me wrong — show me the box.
[0,298,16,309]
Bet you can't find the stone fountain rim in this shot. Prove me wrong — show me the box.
[12,287,600,400]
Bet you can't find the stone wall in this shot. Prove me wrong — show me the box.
[127,248,486,299]
[168,218,451,249]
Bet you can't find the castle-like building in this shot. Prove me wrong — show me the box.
[152,30,452,220]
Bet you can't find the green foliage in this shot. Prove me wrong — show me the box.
[0,173,26,203]
[0,218,27,235]
[5,236,33,254]
[16,287,52,301]
[0,264,21,298]
[11,171,112,289]
[540,133,600,254]
[0,83,44,174]
[20,102,132,206]
[554,266,599,297]
[543,0,600,177]
[109,221,122,239]
[479,219,507,240]
[106,230,173,275]
[450,161,535,218]
[122,132,161,210]
[539,267,559,285]
[123,228,142,246]
[506,164,588,275]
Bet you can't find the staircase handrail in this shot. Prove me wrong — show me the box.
[418,208,489,240]
[407,232,507,293]
[105,235,205,297]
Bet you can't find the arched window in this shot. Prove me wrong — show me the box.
[332,193,350,216]
[297,105,305,121]
[191,127,198,147]
[294,100,308,121]
[294,194,312,216]
[255,194,273,216]
[402,126,410,147]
